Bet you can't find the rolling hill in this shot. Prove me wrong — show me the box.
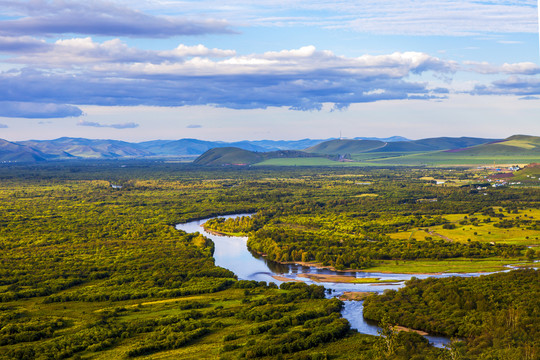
[0,139,49,162]
[444,135,540,156]
[193,148,321,166]
[304,137,497,155]
[193,135,539,167]
[192,147,264,165]
[0,135,538,165]
[138,139,268,156]
[304,139,386,154]
[19,138,153,159]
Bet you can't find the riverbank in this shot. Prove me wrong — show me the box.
[182,215,455,348]
[339,292,372,301]
[297,274,401,284]
[201,223,523,275]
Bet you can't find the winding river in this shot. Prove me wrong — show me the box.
[176,214,492,348]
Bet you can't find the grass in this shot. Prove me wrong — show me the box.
[255,153,540,168]
[3,287,340,359]
[369,153,540,166]
[388,209,540,246]
[254,158,376,167]
[364,257,526,274]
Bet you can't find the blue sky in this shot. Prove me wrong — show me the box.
[0,0,538,141]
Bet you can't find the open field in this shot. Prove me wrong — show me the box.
[364,153,540,166]
[388,208,540,246]
[254,157,376,166]
[255,153,540,167]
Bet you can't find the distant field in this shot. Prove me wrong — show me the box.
[255,157,377,166]
[255,152,540,167]
[367,152,540,166]
[351,152,425,161]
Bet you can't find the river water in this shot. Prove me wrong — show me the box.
[176,214,491,348]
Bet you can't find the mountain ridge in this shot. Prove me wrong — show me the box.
[193,135,539,166]
[1,135,537,164]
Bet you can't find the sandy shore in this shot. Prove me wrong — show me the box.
[297,273,399,284]
[393,326,429,336]
[338,291,373,301]
[271,275,302,282]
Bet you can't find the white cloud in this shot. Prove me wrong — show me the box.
[0,0,234,37]
[466,61,540,75]
[0,36,536,117]
[163,44,236,58]
[77,120,139,129]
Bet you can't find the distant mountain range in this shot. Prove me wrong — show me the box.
[193,135,540,166]
[1,135,539,165]
[0,136,409,162]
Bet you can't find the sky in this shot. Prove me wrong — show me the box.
[0,0,539,141]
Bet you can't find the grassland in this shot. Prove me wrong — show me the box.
[254,153,539,167]
[388,208,540,246]
[255,157,375,166]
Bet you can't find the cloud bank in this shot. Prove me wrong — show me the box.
[1,36,538,118]
[0,0,234,38]
[0,101,83,118]
[0,41,458,116]
[0,34,537,118]
[77,120,139,129]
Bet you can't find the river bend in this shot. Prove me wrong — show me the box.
[176,214,490,347]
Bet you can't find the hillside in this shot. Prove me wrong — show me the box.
[192,147,264,165]
[254,135,539,167]
[369,137,497,153]
[304,137,497,155]
[447,135,540,156]
[138,139,268,156]
[4,137,329,162]
[20,138,153,159]
[0,139,48,162]
[1,135,537,165]
[304,139,386,154]
[193,148,322,166]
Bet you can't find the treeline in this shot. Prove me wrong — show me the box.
[206,213,523,270]
[364,269,540,359]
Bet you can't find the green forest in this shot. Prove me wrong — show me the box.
[0,161,538,359]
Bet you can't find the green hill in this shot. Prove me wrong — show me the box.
[193,148,323,166]
[304,139,385,154]
[304,137,496,155]
[512,163,540,183]
[193,147,263,165]
[446,135,540,156]
[372,137,496,153]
